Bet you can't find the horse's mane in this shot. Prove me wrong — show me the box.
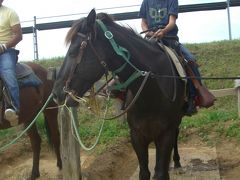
[96,12,115,24]
[65,13,115,45]
[95,13,157,53]
[65,18,85,45]
[65,12,148,45]
[97,13,142,39]
[96,13,137,35]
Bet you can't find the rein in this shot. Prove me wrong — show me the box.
[101,71,150,120]
[63,72,150,120]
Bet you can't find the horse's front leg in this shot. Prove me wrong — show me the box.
[153,129,174,180]
[130,129,150,180]
[27,124,41,180]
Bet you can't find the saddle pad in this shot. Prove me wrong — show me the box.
[18,72,42,88]
[158,43,187,83]
[16,63,33,79]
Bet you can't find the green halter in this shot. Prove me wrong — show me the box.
[96,19,146,91]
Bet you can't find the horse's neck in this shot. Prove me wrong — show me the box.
[124,37,165,68]
[111,38,178,104]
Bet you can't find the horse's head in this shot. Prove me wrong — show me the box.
[53,9,117,106]
[52,8,158,106]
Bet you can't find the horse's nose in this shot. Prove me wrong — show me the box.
[51,89,65,105]
[52,91,59,104]
[52,94,58,104]
[65,95,79,107]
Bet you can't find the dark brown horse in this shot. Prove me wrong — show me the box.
[0,62,61,180]
[53,9,185,180]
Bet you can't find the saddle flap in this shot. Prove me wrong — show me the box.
[155,43,187,101]
[16,63,33,79]
[158,43,187,82]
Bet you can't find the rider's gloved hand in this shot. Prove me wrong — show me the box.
[0,44,7,54]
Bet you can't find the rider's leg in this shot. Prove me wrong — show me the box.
[179,43,199,115]
[179,43,200,76]
[0,48,19,122]
[186,80,197,116]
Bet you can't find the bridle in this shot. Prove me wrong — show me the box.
[64,31,109,96]
[62,20,150,115]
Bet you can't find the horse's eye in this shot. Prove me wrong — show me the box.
[68,46,79,57]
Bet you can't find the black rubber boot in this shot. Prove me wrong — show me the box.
[185,97,197,116]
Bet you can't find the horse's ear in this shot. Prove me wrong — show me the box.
[86,9,96,29]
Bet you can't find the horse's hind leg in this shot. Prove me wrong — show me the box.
[27,124,41,180]
[154,129,175,180]
[43,108,62,169]
[130,129,150,180]
[173,128,181,168]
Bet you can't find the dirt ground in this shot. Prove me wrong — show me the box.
[1,134,240,180]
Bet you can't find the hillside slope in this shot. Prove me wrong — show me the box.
[186,39,240,89]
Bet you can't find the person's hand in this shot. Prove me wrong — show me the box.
[144,31,154,39]
[153,29,165,39]
[0,44,7,54]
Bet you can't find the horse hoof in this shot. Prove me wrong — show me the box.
[29,172,40,180]
[57,160,62,170]
[152,174,157,180]
[174,162,181,168]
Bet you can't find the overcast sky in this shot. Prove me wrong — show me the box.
[3,0,240,61]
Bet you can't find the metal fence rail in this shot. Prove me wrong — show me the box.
[22,1,240,34]
[21,0,240,60]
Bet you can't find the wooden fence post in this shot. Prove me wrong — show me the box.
[58,106,81,180]
[235,79,240,118]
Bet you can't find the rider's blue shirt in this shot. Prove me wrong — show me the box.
[139,0,179,36]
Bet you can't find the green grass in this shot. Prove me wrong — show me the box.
[0,128,17,140]
[179,40,240,143]
[0,113,48,150]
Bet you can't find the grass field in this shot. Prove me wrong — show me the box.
[0,39,240,153]
[181,39,240,144]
